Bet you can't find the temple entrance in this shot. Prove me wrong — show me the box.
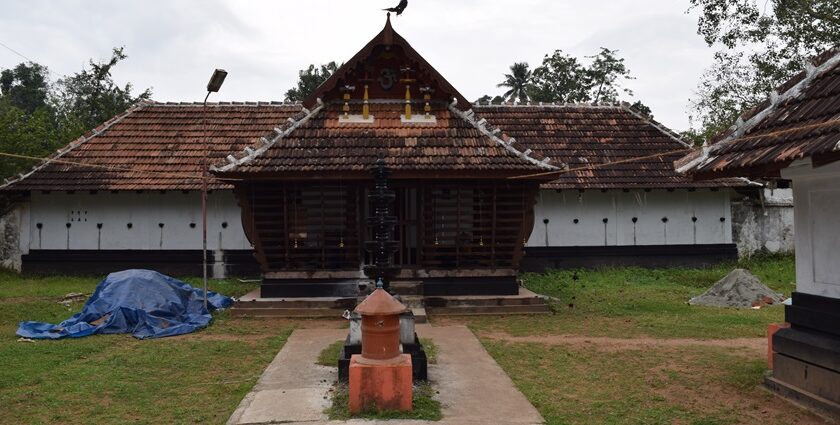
[363,186,420,269]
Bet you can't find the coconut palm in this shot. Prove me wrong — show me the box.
[497,62,532,103]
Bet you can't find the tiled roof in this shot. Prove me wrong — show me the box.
[474,104,749,189]
[678,48,840,179]
[211,101,559,176]
[1,100,750,192]
[1,102,304,191]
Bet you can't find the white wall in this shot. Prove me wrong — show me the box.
[26,191,251,251]
[22,188,735,255]
[782,160,840,299]
[527,189,732,247]
[731,189,795,256]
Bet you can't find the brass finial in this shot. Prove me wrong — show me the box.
[363,85,370,119]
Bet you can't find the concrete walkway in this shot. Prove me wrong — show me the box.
[227,325,544,425]
[227,329,343,425]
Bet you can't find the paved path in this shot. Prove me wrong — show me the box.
[227,329,343,425]
[420,325,544,425]
[228,325,544,425]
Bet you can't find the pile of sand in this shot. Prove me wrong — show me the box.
[689,269,785,308]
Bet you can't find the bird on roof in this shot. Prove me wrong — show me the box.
[383,0,408,16]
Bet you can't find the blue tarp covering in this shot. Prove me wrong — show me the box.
[17,269,233,340]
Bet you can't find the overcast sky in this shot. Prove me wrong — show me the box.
[0,0,719,131]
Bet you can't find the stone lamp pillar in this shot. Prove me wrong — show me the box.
[349,288,413,414]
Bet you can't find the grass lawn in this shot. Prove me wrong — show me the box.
[435,254,828,425]
[0,271,292,425]
[0,255,830,425]
[441,254,795,339]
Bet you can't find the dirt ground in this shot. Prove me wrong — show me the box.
[480,329,834,425]
[480,331,767,355]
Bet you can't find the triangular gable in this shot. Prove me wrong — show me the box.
[303,15,471,110]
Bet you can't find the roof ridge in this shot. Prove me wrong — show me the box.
[713,48,840,149]
[618,102,693,149]
[472,101,624,108]
[1,101,149,190]
[447,101,565,171]
[678,48,840,175]
[147,101,304,107]
[211,100,326,173]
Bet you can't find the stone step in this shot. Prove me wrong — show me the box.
[233,298,356,310]
[412,307,428,324]
[230,307,347,318]
[424,295,548,308]
[389,281,424,296]
[425,304,552,316]
[399,295,426,309]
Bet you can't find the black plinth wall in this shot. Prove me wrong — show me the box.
[767,292,840,417]
[338,334,429,383]
[260,278,361,298]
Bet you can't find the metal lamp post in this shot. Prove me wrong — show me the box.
[202,69,227,310]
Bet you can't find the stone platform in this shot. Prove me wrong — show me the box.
[230,288,551,318]
[227,326,544,425]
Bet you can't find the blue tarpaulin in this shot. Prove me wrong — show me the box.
[17,269,233,340]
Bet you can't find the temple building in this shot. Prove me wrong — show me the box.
[1,16,748,297]
[677,48,840,417]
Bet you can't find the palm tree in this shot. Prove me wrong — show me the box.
[497,62,532,103]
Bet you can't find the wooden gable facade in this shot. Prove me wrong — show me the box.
[212,16,559,297]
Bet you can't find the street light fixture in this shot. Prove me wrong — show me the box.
[206,69,228,96]
[202,69,227,310]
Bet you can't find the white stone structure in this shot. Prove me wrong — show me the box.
[782,160,840,299]
[731,188,795,256]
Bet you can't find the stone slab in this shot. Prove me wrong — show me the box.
[419,324,544,425]
[227,329,345,425]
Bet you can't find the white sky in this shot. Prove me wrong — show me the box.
[0,0,719,131]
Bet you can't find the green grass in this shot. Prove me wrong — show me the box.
[317,340,345,367]
[420,338,438,364]
[0,256,817,425]
[325,382,442,421]
[483,340,821,425]
[0,270,294,425]
[450,254,795,339]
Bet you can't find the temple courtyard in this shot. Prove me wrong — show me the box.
[0,255,833,425]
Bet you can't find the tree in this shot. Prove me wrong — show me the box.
[53,47,151,133]
[476,95,505,105]
[284,62,340,102]
[0,63,51,114]
[688,0,840,140]
[528,51,590,103]
[0,99,62,179]
[586,48,634,103]
[0,47,150,180]
[628,100,653,119]
[527,48,635,103]
[497,62,532,103]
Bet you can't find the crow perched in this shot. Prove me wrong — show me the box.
[383,0,408,16]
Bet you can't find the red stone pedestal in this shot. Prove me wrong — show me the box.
[349,354,413,414]
[767,322,790,369]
